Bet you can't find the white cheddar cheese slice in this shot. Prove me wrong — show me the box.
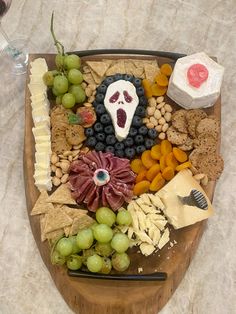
[157,169,214,229]
[34,118,50,129]
[34,135,50,144]
[35,142,51,153]
[35,152,50,165]
[32,126,50,137]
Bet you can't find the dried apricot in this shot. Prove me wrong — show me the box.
[136,169,147,183]
[155,73,169,87]
[160,63,173,76]
[172,147,188,163]
[162,166,175,181]
[151,84,167,96]
[160,139,172,155]
[165,152,179,170]
[141,150,156,169]
[133,180,150,196]
[176,161,192,171]
[150,173,165,192]
[142,79,153,98]
[146,164,161,181]
[160,155,166,172]
[151,144,162,160]
[131,159,145,174]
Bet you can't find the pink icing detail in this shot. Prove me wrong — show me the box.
[109,91,120,103]
[123,90,133,103]
[117,108,126,128]
[187,63,209,88]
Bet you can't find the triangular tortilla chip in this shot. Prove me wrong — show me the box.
[86,61,110,78]
[90,69,102,84]
[102,59,115,68]
[31,191,54,215]
[70,215,95,236]
[64,226,71,237]
[144,64,160,82]
[46,184,77,205]
[45,228,64,242]
[83,73,95,85]
[124,60,136,75]
[61,205,88,219]
[40,214,47,242]
[106,60,126,76]
[44,208,73,234]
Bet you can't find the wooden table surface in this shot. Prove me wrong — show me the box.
[1,1,236,314]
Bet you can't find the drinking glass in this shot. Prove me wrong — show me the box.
[0,0,28,75]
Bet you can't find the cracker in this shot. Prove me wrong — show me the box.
[178,137,194,151]
[167,126,188,145]
[106,60,126,76]
[189,149,224,181]
[44,207,73,234]
[65,125,86,146]
[31,191,54,215]
[193,133,217,153]
[171,109,188,133]
[90,68,102,84]
[86,61,110,78]
[46,183,77,205]
[144,64,160,81]
[69,215,95,236]
[40,214,47,242]
[61,205,88,219]
[185,109,207,138]
[45,228,64,242]
[51,137,72,154]
[196,117,220,139]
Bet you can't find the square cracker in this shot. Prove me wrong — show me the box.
[46,184,77,205]
[31,191,54,215]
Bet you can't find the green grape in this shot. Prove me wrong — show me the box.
[87,254,103,273]
[43,71,54,87]
[55,237,73,257]
[66,255,82,270]
[53,75,68,94]
[95,242,113,257]
[82,248,96,266]
[100,257,112,274]
[51,250,66,265]
[76,228,94,250]
[111,233,130,253]
[112,252,130,272]
[68,69,83,85]
[56,95,62,105]
[116,210,132,226]
[93,224,113,243]
[68,235,81,254]
[95,207,116,227]
[55,54,65,69]
[62,93,76,108]
[69,84,86,103]
[52,87,61,96]
[64,54,81,70]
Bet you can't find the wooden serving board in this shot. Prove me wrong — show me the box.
[24,52,221,314]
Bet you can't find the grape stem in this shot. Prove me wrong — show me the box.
[50,12,65,55]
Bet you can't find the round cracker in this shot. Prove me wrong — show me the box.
[196,117,220,139]
[185,109,207,138]
[193,133,217,153]
[171,109,188,133]
[65,125,86,145]
[167,126,188,145]
[51,138,72,154]
[178,137,194,151]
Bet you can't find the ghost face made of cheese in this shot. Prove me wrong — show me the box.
[104,80,139,142]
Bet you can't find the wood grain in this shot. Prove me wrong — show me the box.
[24,53,221,314]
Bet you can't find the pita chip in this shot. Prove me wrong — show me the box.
[69,215,95,236]
[31,190,54,215]
[86,61,110,77]
[44,207,73,234]
[61,205,88,219]
[46,184,77,205]
[144,64,160,81]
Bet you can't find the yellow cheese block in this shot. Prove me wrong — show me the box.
[157,169,214,229]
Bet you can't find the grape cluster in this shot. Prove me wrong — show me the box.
[85,74,158,159]
[43,54,86,109]
[51,207,132,273]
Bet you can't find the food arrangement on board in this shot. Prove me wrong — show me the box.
[27,17,224,277]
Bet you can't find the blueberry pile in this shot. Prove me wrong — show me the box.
[85,74,158,159]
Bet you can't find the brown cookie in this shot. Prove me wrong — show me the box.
[167,126,188,145]
[196,117,220,139]
[65,125,86,146]
[178,137,194,151]
[189,149,224,181]
[185,109,207,138]
[171,109,188,133]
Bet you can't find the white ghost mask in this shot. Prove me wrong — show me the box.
[104,80,139,141]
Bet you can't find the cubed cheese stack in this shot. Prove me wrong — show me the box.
[28,58,52,191]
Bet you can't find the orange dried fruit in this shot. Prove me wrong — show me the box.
[151,84,167,96]
[142,79,153,98]
[162,166,175,181]
[155,73,169,87]
[131,159,145,174]
[176,161,192,171]
[172,147,188,163]
[160,155,166,172]
[165,152,179,170]
[160,139,172,155]
[136,169,147,183]
[146,164,161,181]
[141,150,156,169]
[133,180,150,196]
[160,63,173,76]
[151,144,162,160]
[150,173,165,192]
